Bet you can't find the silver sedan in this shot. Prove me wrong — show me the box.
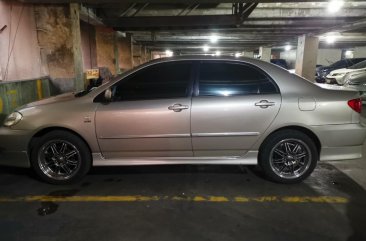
[1,56,365,184]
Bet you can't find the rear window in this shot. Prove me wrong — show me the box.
[198,62,278,97]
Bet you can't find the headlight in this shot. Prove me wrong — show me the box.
[3,112,23,127]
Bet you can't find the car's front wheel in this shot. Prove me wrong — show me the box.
[259,130,318,184]
[30,130,91,184]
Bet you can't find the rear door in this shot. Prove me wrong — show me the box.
[191,61,281,157]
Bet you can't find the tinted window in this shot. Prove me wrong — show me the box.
[112,62,192,101]
[198,62,278,96]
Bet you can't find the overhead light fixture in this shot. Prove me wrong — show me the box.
[210,34,219,43]
[326,35,337,44]
[165,50,173,57]
[235,52,241,58]
[327,0,344,13]
[215,51,221,56]
[284,45,292,51]
[203,45,210,52]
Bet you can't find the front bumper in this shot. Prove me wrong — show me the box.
[311,124,366,161]
[0,127,33,167]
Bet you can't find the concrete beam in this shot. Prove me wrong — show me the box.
[17,0,346,3]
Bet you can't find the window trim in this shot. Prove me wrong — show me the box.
[194,60,280,97]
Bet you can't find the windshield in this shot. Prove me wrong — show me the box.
[349,60,366,69]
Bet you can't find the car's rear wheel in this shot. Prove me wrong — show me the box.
[259,130,318,184]
[30,130,91,184]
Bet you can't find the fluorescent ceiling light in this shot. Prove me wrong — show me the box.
[165,50,173,57]
[285,45,292,51]
[326,35,337,44]
[215,51,221,56]
[327,0,344,13]
[203,45,210,52]
[235,52,241,58]
[210,34,219,43]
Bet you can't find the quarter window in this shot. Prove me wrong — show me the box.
[198,62,278,96]
[112,61,192,101]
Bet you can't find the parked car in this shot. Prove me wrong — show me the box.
[326,60,366,85]
[344,71,366,92]
[316,58,366,83]
[270,59,289,69]
[1,56,365,185]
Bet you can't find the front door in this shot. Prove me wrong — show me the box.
[191,61,281,157]
[95,61,194,158]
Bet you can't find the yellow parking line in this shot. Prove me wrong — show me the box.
[0,195,348,204]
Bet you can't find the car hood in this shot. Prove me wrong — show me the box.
[22,92,76,108]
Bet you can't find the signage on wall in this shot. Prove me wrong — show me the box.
[86,69,99,80]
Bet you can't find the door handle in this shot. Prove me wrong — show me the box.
[168,104,189,112]
[255,100,275,109]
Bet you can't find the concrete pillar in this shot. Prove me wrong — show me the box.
[244,51,254,58]
[295,35,319,81]
[117,33,133,71]
[133,44,142,67]
[353,46,366,58]
[70,3,84,91]
[114,33,120,74]
[95,26,116,75]
[259,47,271,62]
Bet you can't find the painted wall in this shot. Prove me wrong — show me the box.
[353,46,366,58]
[317,49,342,66]
[0,2,45,82]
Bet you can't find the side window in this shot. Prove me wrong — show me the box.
[112,61,192,101]
[198,62,278,97]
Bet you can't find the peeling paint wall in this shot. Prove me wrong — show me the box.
[34,5,74,78]
[34,5,77,92]
[0,1,45,81]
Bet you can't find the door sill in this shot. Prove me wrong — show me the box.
[92,151,258,166]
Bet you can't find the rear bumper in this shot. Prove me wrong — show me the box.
[0,127,32,167]
[320,145,362,161]
[311,124,366,161]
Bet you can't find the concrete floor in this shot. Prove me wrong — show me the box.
[1,156,366,241]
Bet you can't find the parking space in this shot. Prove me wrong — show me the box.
[1,160,366,241]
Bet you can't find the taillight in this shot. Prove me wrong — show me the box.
[348,98,362,113]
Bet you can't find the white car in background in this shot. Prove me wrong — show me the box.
[344,71,366,92]
[326,60,366,85]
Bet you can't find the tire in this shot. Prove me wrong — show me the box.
[258,130,318,184]
[30,130,91,185]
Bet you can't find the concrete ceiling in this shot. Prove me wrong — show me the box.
[20,1,366,54]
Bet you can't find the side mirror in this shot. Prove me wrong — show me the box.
[104,88,112,101]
